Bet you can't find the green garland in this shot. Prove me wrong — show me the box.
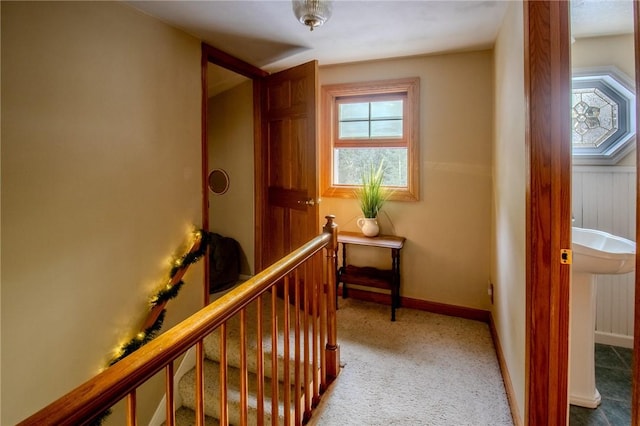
[108,229,209,366]
[168,232,209,279]
[89,408,112,426]
[91,229,209,425]
[150,280,185,308]
[108,309,167,366]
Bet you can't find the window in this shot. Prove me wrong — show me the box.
[321,77,420,201]
[571,67,636,165]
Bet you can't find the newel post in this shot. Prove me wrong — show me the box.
[323,215,340,380]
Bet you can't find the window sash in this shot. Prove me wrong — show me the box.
[332,147,409,187]
[336,94,407,142]
[332,93,407,141]
[320,77,420,202]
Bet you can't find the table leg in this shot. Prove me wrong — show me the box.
[391,248,401,321]
[340,242,348,299]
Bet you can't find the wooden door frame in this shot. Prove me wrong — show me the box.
[200,43,268,304]
[633,3,640,424]
[524,1,572,424]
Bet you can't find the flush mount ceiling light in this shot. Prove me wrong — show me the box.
[292,0,333,31]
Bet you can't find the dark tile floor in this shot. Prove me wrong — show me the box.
[569,343,633,425]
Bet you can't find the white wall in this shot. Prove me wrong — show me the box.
[207,80,255,276]
[492,1,526,421]
[1,2,202,424]
[319,51,494,311]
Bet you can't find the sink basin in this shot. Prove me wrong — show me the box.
[570,226,636,408]
[572,227,636,274]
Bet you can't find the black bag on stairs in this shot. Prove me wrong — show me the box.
[208,232,240,293]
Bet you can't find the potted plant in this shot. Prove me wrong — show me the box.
[356,161,389,237]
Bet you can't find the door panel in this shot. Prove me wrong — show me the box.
[266,206,287,267]
[260,60,319,270]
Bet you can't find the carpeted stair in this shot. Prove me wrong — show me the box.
[170,295,309,425]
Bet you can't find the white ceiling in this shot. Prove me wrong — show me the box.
[570,0,634,38]
[126,0,635,95]
[129,1,510,73]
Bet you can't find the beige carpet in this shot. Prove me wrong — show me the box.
[307,298,513,426]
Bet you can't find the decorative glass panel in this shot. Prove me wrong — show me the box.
[571,69,636,164]
[572,88,618,148]
[333,147,408,186]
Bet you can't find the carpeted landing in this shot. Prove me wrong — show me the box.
[307,298,513,425]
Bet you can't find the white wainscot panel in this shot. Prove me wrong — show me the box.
[572,166,636,348]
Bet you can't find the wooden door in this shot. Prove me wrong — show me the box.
[257,61,319,270]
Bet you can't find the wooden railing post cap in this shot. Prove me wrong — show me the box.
[322,214,338,235]
[323,215,338,251]
[325,215,336,227]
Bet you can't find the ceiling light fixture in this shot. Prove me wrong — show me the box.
[292,0,333,31]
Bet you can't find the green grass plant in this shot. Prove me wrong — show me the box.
[356,161,389,218]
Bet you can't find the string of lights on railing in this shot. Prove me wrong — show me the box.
[108,228,209,367]
[91,228,209,424]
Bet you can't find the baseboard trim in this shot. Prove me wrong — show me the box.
[401,296,491,323]
[489,314,523,426]
[595,331,634,349]
[338,287,490,323]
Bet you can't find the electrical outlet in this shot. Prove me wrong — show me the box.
[488,282,494,304]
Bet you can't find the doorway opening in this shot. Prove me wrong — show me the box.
[201,44,267,304]
[568,3,638,424]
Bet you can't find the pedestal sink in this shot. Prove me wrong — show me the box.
[570,227,635,408]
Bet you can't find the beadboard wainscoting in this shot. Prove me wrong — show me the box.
[572,165,636,348]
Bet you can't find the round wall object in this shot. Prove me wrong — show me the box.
[208,169,230,195]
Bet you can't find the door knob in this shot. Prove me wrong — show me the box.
[298,198,321,206]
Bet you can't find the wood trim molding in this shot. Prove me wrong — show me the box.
[201,43,211,305]
[524,1,572,424]
[400,296,490,323]
[489,315,523,426]
[338,287,490,323]
[633,2,640,424]
[202,43,267,79]
[253,78,265,273]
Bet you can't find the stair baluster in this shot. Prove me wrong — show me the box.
[256,294,265,425]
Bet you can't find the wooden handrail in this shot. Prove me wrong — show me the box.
[19,216,339,426]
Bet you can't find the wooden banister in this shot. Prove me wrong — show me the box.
[19,217,340,426]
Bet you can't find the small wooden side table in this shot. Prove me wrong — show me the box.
[337,231,406,321]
